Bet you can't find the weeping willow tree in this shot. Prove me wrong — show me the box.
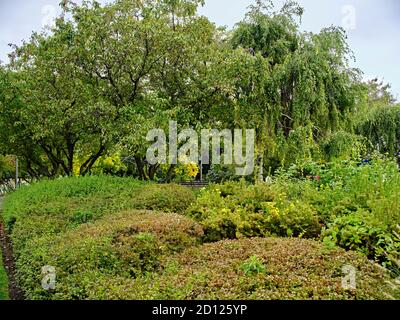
[227,0,365,173]
[356,104,400,156]
[321,131,367,162]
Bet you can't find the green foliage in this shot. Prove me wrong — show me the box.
[205,165,242,183]
[321,131,367,161]
[70,210,94,226]
[2,176,147,232]
[15,210,203,299]
[228,1,364,173]
[0,0,399,301]
[0,156,14,181]
[0,0,223,179]
[89,154,128,176]
[356,104,400,156]
[274,157,400,270]
[299,157,400,228]
[187,158,400,273]
[187,182,321,242]
[2,170,399,300]
[2,176,197,253]
[1,176,205,299]
[0,0,391,180]
[239,255,267,276]
[322,210,400,268]
[0,155,17,193]
[0,246,9,300]
[81,238,396,300]
[134,184,196,213]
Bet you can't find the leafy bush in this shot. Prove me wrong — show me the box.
[2,176,148,231]
[15,210,203,299]
[3,166,400,300]
[0,176,204,299]
[239,255,267,276]
[133,184,196,213]
[321,131,366,162]
[187,182,321,242]
[206,165,242,183]
[322,210,400,268]
[74,238,397,300]
[275,157,400,268]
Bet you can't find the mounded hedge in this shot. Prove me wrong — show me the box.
[15,210,203,299]
[60,238,397,300]
[185,160,400,272]
[133,184,197,213]
[1,176,200,299]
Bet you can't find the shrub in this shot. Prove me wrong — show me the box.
[239,255,267,276]
[1,176,203,299]
[187,183,321,242]
[206,165,242,183]
[16,210,203,299]
[133,184,196,213]
[2,176,148,231]
[286,157,400,228]
[322,210,400,268]
[75,238,397,300]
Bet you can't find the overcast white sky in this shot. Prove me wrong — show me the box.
[0,0,399,98]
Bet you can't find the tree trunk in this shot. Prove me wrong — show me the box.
[135,156,147,180]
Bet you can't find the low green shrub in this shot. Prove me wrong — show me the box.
[239,255,267,276]
[0,176,204,299]
[279,157,400,228]
[273,158,400,268]
[3,163,400,300]
[322,210,400,268]
[187,183,321,242]
[70,238,397,300]
[2,176,148,231]
[133,184,196,213]
[16,210,203,299]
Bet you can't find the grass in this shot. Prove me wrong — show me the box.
[0,246,9,300]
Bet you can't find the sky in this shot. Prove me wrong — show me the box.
[0,0,399,99]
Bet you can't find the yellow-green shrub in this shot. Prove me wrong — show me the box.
[134,184,196,213]
[187,183,321,242]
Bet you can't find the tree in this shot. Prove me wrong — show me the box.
[228,0,364,173]
[0,0,224,179]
